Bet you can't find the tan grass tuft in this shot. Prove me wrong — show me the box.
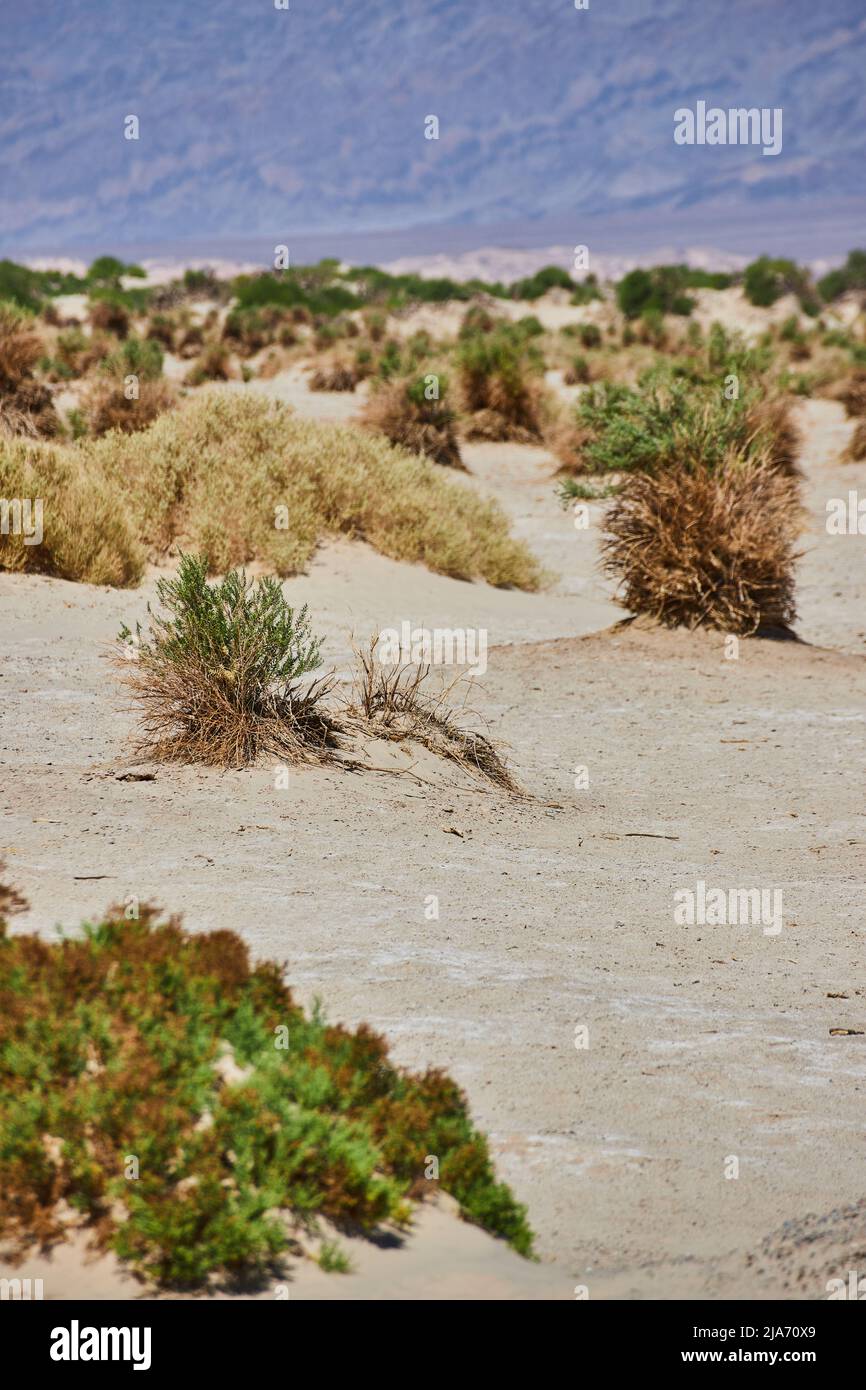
[600,455,802,635]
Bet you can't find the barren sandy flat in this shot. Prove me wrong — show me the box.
[1,395,864,1300]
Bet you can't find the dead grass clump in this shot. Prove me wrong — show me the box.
[0,304,60,438]
[83,376,176,436]
[360,376,464,468]
[343,638,520,793]
[835,371,866,417]
[89,298,130,338]
[600,455,802,634]
[744,395,802,476]
[184,340,234,385]
[456,327,547,440]
[0,303,42,386]
[115,554,342,768]
[308,358,358,391]
[0,436,144,583]
[844,419,866,461]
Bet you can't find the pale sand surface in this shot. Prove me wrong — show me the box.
[1,391,865,1300]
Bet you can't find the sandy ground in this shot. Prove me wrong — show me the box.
[1,388,865,1301]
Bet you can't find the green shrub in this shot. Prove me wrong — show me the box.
[743,257,820,315]
[0,895,534,1285]
[816,249,866,303]
[509,265,574,300]
[617,266,696,319]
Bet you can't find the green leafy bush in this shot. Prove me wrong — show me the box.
[743,257,820,315]
[0,894,534,1285]
[816,249,866,303]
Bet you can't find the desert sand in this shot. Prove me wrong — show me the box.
[2,378,865,1299]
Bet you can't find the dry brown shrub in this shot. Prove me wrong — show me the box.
[308,358,357,391]
[744,395,802,475]
[0,304,42,387]
[600,455,802,635]
[184,340,233,385]
[844,419,866,461]
[461,407,541,444]
[835,371,866,417]
[83,376,176,436]
[359,378,464,468]
[342,638,521,793]
[117,650,342,769]
[89,299,129,338]
[544,414,595,475]
[0,863,28,923]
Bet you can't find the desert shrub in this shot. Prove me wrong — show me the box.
[835,370,866,417]
[82,375,176,437]
[509,265,574,300]
[844,419,866,461]
[459,304,502,339]
[375,338,403,380]
[817,249,866,303]
[578,323,602,350]
[570,274,602,306]
[456,325,547,439]
[0,259,86,311]
[344,638,519,793]
[554,374,799,477]
[0,304,60,438]
[117,554,337,768]
[89,297,130,338]
[308,358,357,391]
[0,303,42,386]
[91,392,544,589]
[617,266,696,319]
[145,312,177,349]
[360,374,463,468]
[39,327,101,381]
[563,355,591,385]
[0,436,143,583]
[185,340,233,386]
[601,455,801,634]
[0,894,532,1285]
[743,257,820,315]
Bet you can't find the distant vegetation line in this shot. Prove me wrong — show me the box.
[2,249,865,320]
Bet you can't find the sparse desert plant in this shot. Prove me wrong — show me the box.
[456,325,547,440]
[82,375,176,437]
[600,454,802,634]
[343,637,520,793]
[563,354,591,385]
[89,296,130,338]
[184,339,233,385]
[844,419,866,461]
[116,554,338,768]
[835,370,866,417]
[0,435,143,583]
[0,302,60,438]
[459,303,503,339]
[308,357,357,391]
[0,302,42,386]
[0,891,533,1285]
[578,323,602,350]
[359,374,463,468]
[82,340,174,436]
